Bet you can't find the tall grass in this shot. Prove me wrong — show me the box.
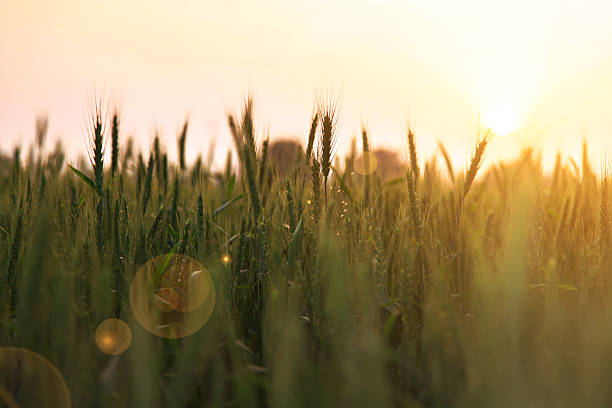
[111,110,120,177]
[318,99,338,209]
[2,98,612,407]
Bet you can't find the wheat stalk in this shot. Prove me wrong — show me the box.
[600,174,610,264]
[407,129,419,187]
[87,100,106,195]
[111,110,120,177]
[305,111,318,162]
[463,130,490,199]
[318,98,339,209]
[362,126,371,207]
[438,141,455,183]
[178,118,189,171]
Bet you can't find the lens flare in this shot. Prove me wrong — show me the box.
[154,287,180,312]
[130,254,215,339]
[484,104,521,136]
[0,347,71,408]
[353,151,378,176]
[0,384,19,408]
[95,319,132,355]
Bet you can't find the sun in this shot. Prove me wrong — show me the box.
[463,61,540,138]
[483,104,522,136]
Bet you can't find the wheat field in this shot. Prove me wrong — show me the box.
[2,98,612,407]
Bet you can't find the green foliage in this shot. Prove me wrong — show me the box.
[3,104,612,408]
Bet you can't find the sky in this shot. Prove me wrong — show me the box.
[2,0,612,171]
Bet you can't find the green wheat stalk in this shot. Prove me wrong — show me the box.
[178,118,188,171]
[111,110,120,177]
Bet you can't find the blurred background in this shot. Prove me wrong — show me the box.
[2,0,612,171]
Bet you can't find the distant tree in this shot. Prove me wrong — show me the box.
[267,139,304,177]
[372,148,404,181]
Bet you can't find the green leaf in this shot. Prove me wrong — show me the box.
[151,242,180,290]
[68,164,99,195]
[382,176,404,190]
[213,194,244,218]
[227,174,236,199]
[77,193,86,209]
[167,224,178,242]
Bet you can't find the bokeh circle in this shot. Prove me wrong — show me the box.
[130,253,215,339]
[95,319,132,355]
[354,151,378,175]
[0,347,71,408]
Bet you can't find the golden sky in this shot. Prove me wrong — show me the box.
[2,0,612,170]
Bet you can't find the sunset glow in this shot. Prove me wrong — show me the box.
[2,0,612,168]
[5,2,612,405]
[484,105,522,137]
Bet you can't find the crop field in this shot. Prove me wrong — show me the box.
[2,98,612,407]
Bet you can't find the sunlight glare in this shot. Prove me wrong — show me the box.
[483,104,521,136]
[466,62,540,138]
